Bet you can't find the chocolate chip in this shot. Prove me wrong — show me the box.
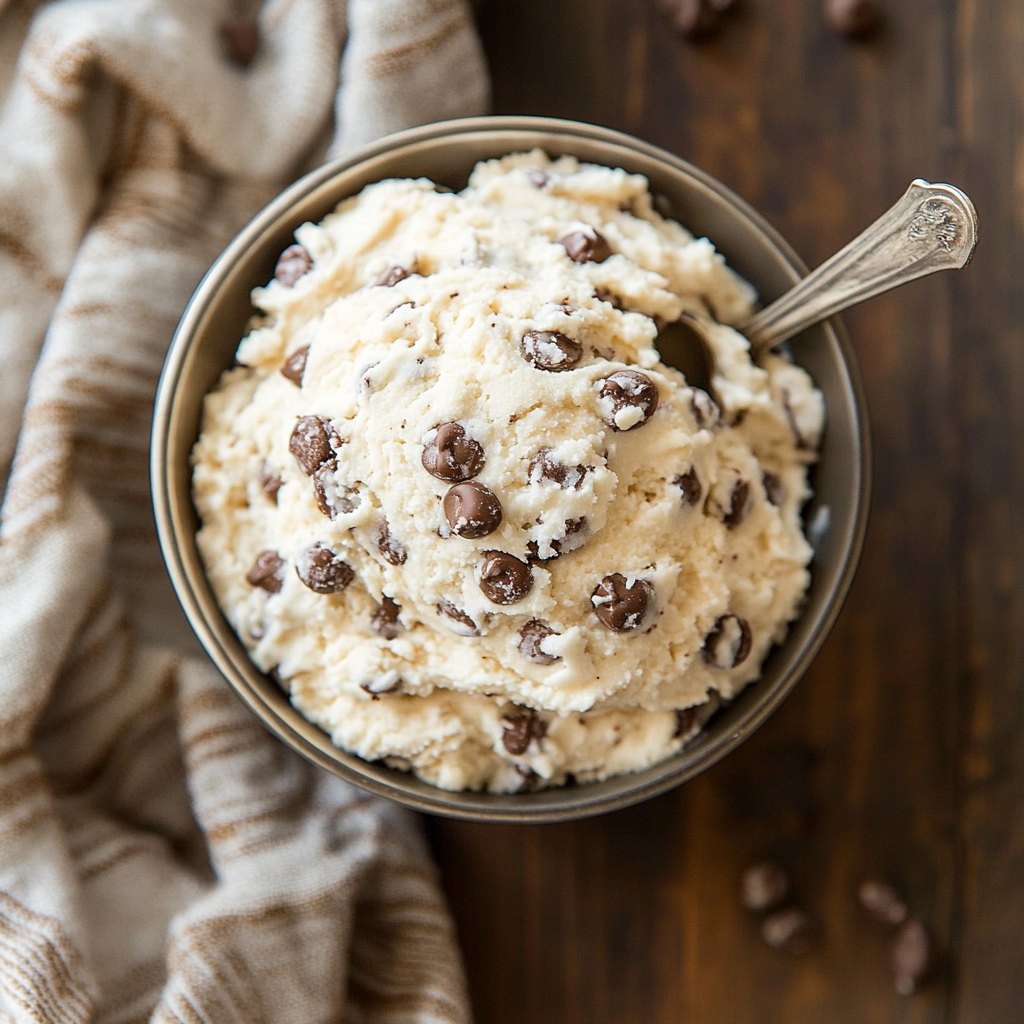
[598,370,660,431]
[561,228,613,263]
[479,552,533,605]
[280,345,309,386]
[246,551,284,593]
[859,880,908,928]
[781,387,808,448]
[761,908,812,955]
[444,482,503,539]
[702,614,752,668]
[594,286,624,310]
[313,462,358,519]
[687,387,720,429]
[436,600,480,636]
[521,330,583,372]
[658,0,736,39]
[527,168,551,189]
[514,765,539,792]
[519,619,560,664]
[724,479,752,528]
[501,706,546,755]
[741,862,790,913]
[558,517,589,555]
[674,692,721,737]
[371,597,403,639]
[274,244,312,287]
[296,543,354,594]
[592,574,655,632]
[289,416,333,475]
[377,521,407,565]
[892,920,931,996]
[673,468,702,506]
[825,0,882,37]
[260,463,282,503]
[219,16,259,67]
[763,471,785,507]
[421,422,485,482]
[375,265,413,287]
[529,450,589,490]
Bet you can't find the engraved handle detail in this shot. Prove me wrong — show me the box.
[742,180,978,356]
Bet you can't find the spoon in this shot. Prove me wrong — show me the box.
[657,179,978,392]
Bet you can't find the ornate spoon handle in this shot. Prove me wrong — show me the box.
[742,180,978,356]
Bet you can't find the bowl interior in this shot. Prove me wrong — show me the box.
[153,117,869,822]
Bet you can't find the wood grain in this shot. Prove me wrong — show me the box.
[425,1,1022,1020]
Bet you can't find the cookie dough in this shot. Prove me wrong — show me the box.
[192,151,824,793]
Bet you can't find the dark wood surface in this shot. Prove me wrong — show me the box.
[424,1,1024,1021]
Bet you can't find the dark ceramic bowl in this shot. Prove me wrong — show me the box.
[152,116,870,822]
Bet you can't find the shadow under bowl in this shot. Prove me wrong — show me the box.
[152,116,871,823]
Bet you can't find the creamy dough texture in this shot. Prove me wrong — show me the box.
[192,152,825,793]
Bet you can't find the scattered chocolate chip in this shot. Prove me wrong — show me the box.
[598,370,660,431]
[371,597,403,639]
[519,619,560,664]
[274,244,312,287]
[260,463,282,503]
[673,468,702,507]
[892,919,931,996]
[673,692,721,737]
[658,0,736,39]
[741,862,790,913]
[421,422,485,482]
[246,551,284,593]
[724,479,752,528]
[479,551,533,605]
[521,330,583,372]
[375,265,414,287]
[702,613,752,668]
[594,286,624,310]
[296,543,354,594]
[514,765,540,792]
[561,228,613,263]
[688,387,720,429]
[501,706,546,755]
[313,462,358,519]
[763,471,785,507]
[859,880,908,928]
[527,168,551,189]
[289,416,333,475]
[280,345,309,386]
[592,574,655,632]
[377,521,407,565]
[529,450,589,489]
[444,481,503,539]
[761,908,812,954]
[219,16,260,67]
[436,600,479,636]
[825,0,882,37]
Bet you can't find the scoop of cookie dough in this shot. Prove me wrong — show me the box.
[193,151,824,793]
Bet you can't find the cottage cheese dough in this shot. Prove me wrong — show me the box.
[193,152,824,793]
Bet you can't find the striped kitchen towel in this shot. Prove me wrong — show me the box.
[0,0,487,1020]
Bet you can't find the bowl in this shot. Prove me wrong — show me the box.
[152,116,871,823]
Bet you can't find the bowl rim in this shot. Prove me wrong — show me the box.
[152,115,872,822]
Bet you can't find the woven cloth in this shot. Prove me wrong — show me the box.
[0,0,488,1020]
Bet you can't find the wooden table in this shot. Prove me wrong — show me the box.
[426,2,1023,1020]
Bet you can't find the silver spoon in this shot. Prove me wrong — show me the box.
[658,180,978,390]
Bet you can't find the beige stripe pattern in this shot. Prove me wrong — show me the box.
[0,0,487,1020]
